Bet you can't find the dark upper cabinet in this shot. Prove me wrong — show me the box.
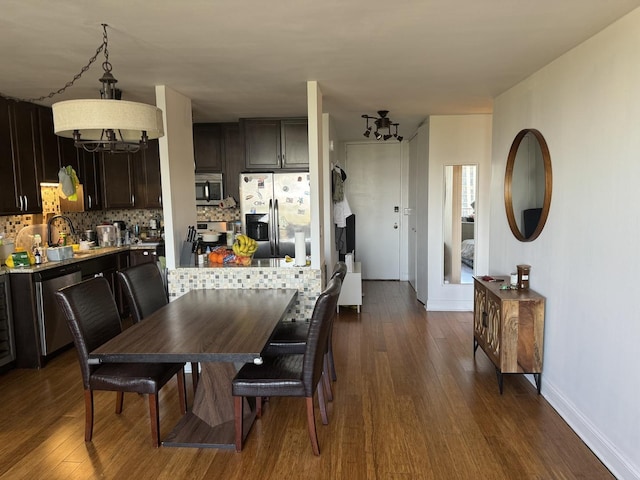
[280,119,309,169]
[242,118,308,171]
[193,123,223,173]
[80,150,102,210]
[192,122,242,201]
[243,119,281,170]
[134,139,162,208]
[222,123,242,202]
[101,151,135,209]
[37,107,61,183]
[0,98,18,215]
[100,140,162,210]
[8,101,41,214]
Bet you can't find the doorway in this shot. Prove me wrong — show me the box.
[345,143,402,280]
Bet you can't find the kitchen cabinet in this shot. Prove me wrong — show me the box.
[101,151,135,209]
[79,149,102,210]
[0,97,17,214]
[37,106,62,183]
[222,123,242,201]
[0,274,15,372]
[242,118,308,171]
[193,123,223,173]
[99,141,161,210]
[134,139,162,208]
[10,253,129,368]
[0,100,42,214]
[192,123,243,201]
[473,276,545,394]
[130,248,157,266]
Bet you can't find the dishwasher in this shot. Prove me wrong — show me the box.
[34,264,82,356]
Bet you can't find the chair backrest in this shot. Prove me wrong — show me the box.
[302,276,342,395]
[330,262,348,282]
[116,262,168,324]
[55,276,123,389]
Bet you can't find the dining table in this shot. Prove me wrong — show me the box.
[90,287,299,448]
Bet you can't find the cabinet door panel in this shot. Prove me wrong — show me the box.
[80,150,101,210]
[222,123,242,201]
[135,140,162,208]
[101,152,134,208]
[193,123,223,173]
[244,119,281,169]
[10,102,41,213]
[281,119,309,169]
[0,98,19,214]
[37,107,60,183]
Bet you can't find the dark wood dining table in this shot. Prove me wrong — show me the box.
[90,288,298,448]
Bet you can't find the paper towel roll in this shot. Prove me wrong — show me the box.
[294,231,306,266]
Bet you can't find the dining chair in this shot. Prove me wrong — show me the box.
[264,261,347,399]
[232,276,342,455]
[116,262,199,391]
[55,276,187,448]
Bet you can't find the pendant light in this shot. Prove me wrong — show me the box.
[361,110,402,142]
[52,24,164,154]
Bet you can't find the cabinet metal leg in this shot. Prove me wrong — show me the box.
[473,338,479,354]
[534,373,542,395]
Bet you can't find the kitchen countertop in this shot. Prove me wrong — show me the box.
[4,245,149,274]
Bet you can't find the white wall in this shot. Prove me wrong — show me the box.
[489,8,640,479]
[425,114,492,311]
[155,86,197,269]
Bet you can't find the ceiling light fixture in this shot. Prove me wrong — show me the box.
[51,24,164,154]
[361,110,402,142]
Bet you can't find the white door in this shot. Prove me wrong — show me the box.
[345,143,401,280]
[407,135,418,289]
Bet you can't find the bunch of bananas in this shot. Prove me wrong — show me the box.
[232,234,258,257]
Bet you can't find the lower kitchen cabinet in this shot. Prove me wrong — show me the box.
[0,274,15,372]
[130,248,157,266]
[473,276,545,394]
[9,251,129,369]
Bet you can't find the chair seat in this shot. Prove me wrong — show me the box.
[264,321,309,355]
[232,354,306,398]
[90,362,185,394]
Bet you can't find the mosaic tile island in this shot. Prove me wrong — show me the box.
[168,265,323,322]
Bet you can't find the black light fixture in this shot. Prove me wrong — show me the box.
[363,117,372,137]
[361,110,402,142]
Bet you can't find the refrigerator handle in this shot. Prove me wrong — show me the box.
[269,199,276,256]
[274,199,280,256]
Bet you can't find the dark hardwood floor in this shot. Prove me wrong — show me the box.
[0,281,613,479]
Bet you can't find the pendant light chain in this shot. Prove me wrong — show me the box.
[0,24,109,104]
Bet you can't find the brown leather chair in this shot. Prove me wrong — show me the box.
[116,262,199,390]
[232,276,342,455]
[55,276,187,447]
[264,262,347,399]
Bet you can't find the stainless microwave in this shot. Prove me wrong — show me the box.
[195,173,223,206]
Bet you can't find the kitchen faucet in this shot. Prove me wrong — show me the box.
[47,214,77,247]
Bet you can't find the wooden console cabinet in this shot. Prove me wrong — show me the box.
[473,276,545,394]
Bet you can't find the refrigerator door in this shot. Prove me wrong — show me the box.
[240,173,274,258]
[273,172,311,258]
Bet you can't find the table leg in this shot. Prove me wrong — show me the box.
[162,363,254,448]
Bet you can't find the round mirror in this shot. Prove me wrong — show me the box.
[504,129,552,242]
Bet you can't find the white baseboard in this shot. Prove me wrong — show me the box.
[542,378,640,480]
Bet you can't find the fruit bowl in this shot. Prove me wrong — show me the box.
[231,235,257,264]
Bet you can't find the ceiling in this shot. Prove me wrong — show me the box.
[1,1,638,142]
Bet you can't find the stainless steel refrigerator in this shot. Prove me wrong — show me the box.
[239,172,311,259]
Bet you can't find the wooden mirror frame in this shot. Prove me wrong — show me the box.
[504,129,552,242]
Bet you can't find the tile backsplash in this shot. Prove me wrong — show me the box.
[0,186,241,244]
